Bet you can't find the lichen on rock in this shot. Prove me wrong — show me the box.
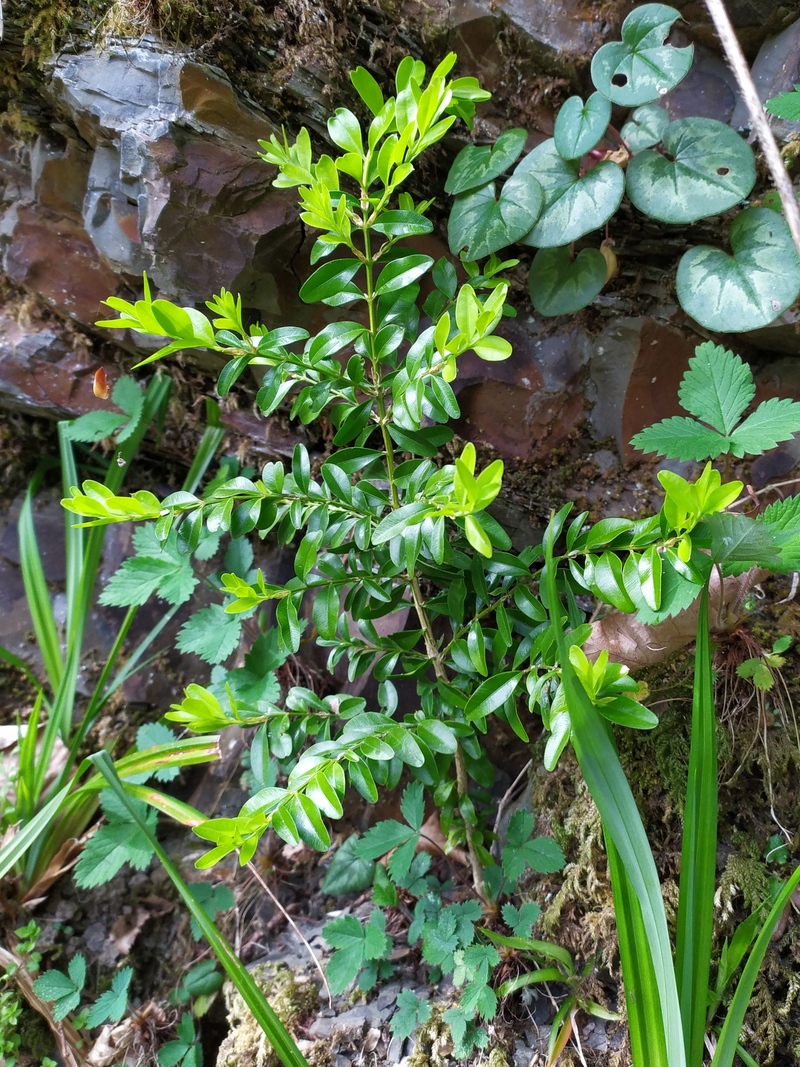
[215,962,318,1067]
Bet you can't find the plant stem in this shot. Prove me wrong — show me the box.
[359,197,488,903]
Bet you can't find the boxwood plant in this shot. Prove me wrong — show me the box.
[59,41,800,1067]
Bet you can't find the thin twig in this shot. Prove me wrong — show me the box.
[492,759,532,840]
[246,861,333,1007]
[703,0,800,260]
[0,946,84,1067]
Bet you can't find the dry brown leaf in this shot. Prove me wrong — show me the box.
[21,836,85,904]
[583,568,766,671]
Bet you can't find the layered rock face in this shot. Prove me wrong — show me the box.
[1,1,800,464]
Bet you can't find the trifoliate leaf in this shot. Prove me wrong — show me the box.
[737,658,774,691]
[678,342,754,435]
[501,901,541,937]
[85,967,132,1027]
[74,793,157,888]
[33,957,85,1021]
[322,835,376,895]
[209,633,282,710]
[176,604,242,664]
[100,554,198,607]
[390,990,431,1040]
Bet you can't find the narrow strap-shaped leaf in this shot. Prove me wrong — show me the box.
[0,783,71,880]
[606,832,668,1067]
[712,859,800,1067]
[90,752,311,1067]
[18,482,63,690]
[543,526,685,1067]
[676,583,717,1063]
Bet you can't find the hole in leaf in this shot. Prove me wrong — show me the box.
[611,73,628,87]
[716,166,730,176]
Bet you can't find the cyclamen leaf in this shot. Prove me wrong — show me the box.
[177,604,242,664]
[553,93,611,160]
[678,342,755,435]
[448,175,543,260]
[516,142,624,248]
[445,128,529,195]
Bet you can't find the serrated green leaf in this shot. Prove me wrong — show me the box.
[99,554,198,608]
[63,410,128,443]
[74,799,157,888]
[177,604,242,665]
[679,342,754,435]
[400,781,425,832]
[765,86,800,121]
[390,990,431,1040]
[630,416,728,461]
[85,967,132,1027]
[705,512,782,567]
[448,175,543,260]
[516,142,624,248]
[730,397,800,456]
[626,118,755,224]
[322,836,375,895]
[353,819,414,859]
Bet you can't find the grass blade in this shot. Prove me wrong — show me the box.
[90,751,311,1067]
[0,784,72,880]
[543,525,684,1067]
[712,860,800,1067]
[676,584,717,1064]
[606,832,668,1067]
[183,401,225,495]
[18,484,63,690]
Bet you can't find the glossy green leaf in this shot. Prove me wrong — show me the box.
[464,672,521,721]
[621,103,669,151]
[445,128,528,195]
[327,108,363,154]
[375,254,433,295]
[554,93,611,160]
[516,141,624,248]
[448,174,543,260]
[626,118,755,224]
[372,211,433,237]
[676,207,800,332]
[299,260,363,306]
[590,4,693,106]
[529,245,606,316]
[350,67,384,115]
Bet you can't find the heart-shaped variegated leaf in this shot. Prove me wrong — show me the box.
[621,103,669,151]
[553,93,612,160]
[676,207,800,332]
[591,4,693,106]
[447,174,543,260]
[626,117,755,223]
[445,128,528,196]
[515,140,624,248]
[529,246,607,316]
